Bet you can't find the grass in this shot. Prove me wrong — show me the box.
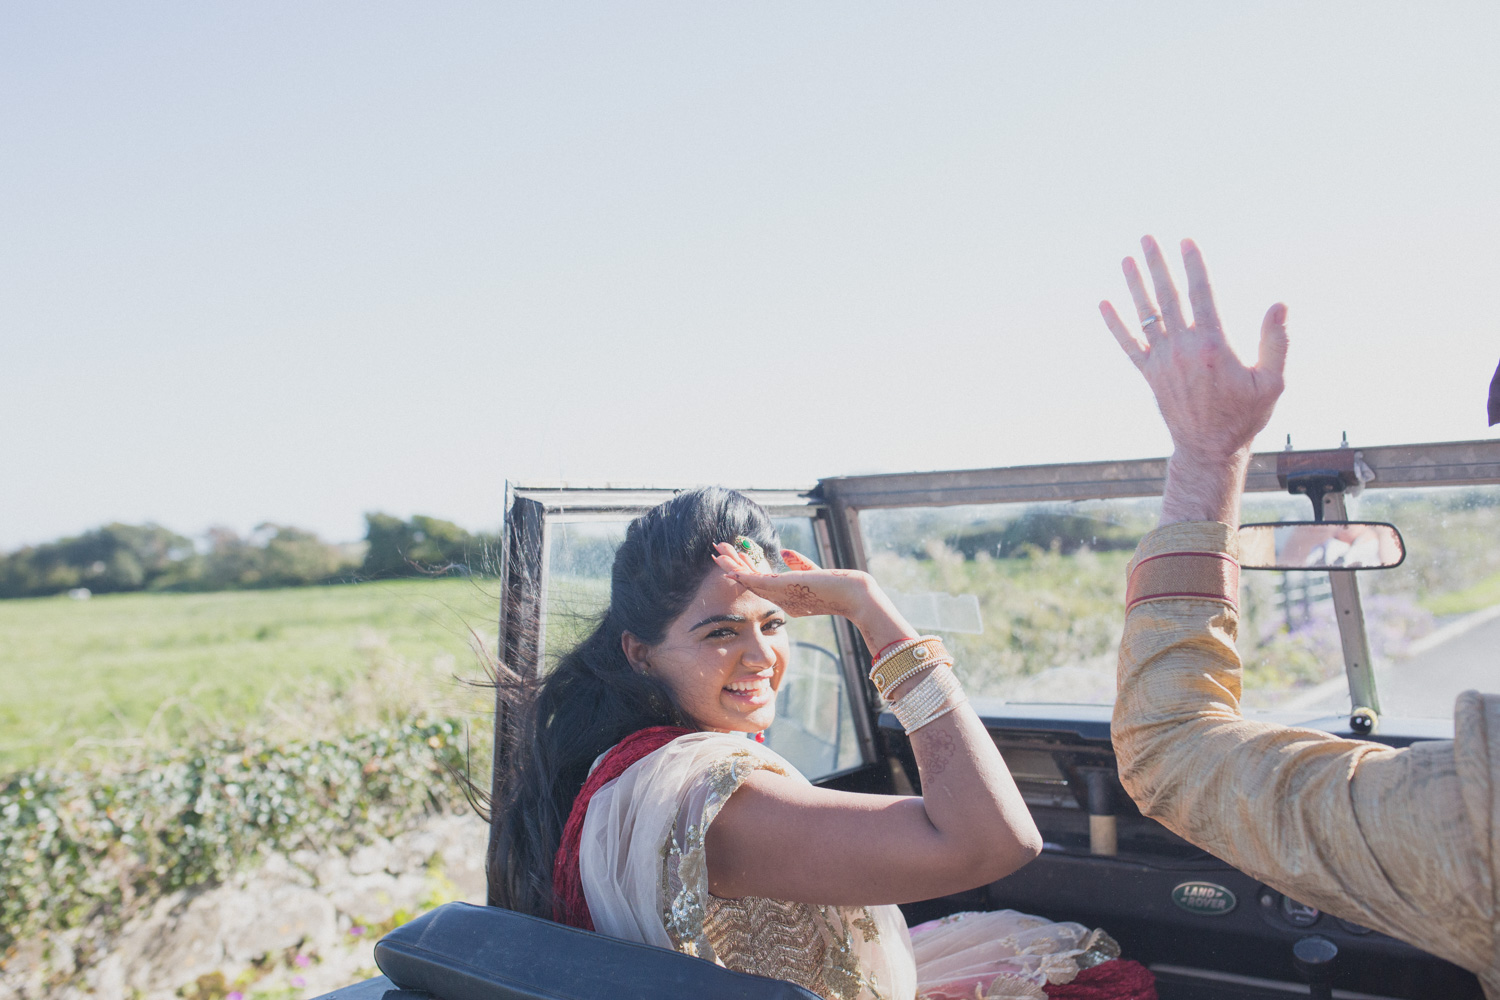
[1422,569,1500,617]
[7,486,1498,773]
[0,578,499,775]
[867,544,1134,702]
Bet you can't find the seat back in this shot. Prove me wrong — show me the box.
[375,902,823,1000]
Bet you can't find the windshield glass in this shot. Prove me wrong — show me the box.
[1236,493,1350,712]
[862,484,1500,716]
[860,499,1160,705]
[543,515,862,778]
[1254,484,1500,720]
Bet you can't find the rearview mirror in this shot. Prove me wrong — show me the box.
[1238,521,1405,571]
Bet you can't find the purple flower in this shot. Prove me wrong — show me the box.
[348,925,366,937]
[294,954,312,968]
[228,993,244,1000]
[292,975,307,988]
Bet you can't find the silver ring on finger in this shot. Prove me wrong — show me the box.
[1141,314,1162,332]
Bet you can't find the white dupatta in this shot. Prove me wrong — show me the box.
[577,731,1121,1000]
[579,731,917,1000]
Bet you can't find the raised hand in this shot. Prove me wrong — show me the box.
[1099,236,1288,463]
[712,543,860,618]
[711,543,915,653]
[1099,237,1289,526]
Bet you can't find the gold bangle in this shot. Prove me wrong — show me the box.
[878,657,953,701]
[870,636,948,697]
[871,636,925,669]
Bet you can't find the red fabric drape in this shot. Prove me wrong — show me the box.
[1043,959,1157,999]
[552,725,693,930]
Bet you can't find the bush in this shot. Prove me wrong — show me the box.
[360,514,498,580]
[0,523,193,598]
[0,718,469,950]
[0,522,365,598]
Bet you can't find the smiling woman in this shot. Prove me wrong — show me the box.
[489,487,1149,1000]
[491,487,781,918]
[618,563,790,736]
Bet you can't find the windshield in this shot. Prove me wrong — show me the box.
[1252,484,1500,720]
[860,498,1160,706]
[861,484,1500,717]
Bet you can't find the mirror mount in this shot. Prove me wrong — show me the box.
[1278,448,1364,522]
[1286,474,1345,522]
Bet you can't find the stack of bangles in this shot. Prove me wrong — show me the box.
[869,635,967,735]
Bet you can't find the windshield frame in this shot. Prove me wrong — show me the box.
[494,439,1500,782]
[816,438,1500,717]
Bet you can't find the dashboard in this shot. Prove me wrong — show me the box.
[874,707,1483,1000]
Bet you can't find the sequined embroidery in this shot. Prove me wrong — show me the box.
[1074,928,1121,970]
[981,974,1048,1000]
[659,749,889,1000]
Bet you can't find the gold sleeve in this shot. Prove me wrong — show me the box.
[1112,522,1497,991]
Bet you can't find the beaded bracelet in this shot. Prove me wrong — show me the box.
[891,665,965,734]
[870,635,926,668]
[877,656,954,702]
[872,636,917,661]
[890,663,967,734]
[869,636,949,699]
[908,697,965,734]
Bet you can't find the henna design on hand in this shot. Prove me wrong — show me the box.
[914,726,956,776]
[776,582,850,618]
[778,583,819,615]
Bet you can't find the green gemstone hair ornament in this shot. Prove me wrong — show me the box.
[730,535,773,574]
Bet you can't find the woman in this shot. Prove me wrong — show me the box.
[490,487,1152,1000]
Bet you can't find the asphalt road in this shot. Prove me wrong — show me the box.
[1377,610,1500,720]
[1281,605,1500,720]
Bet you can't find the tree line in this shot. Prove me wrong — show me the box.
[0,515,498,599]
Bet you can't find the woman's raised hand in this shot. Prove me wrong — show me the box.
[711,543,915,653]
[705,542,1041,907]
[712,543,861,618]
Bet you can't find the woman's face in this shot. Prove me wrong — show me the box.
[624,567,790,733]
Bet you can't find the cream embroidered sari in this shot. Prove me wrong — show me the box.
[578,732,1117,1000]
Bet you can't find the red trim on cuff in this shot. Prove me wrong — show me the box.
[1127,551,1239,612]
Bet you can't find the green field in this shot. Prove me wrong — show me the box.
[0,579,500,774]
[6,483,1498,774]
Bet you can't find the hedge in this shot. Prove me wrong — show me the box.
[0,719,470,949]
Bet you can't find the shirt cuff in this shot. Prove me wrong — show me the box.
[1126,521,1240,613]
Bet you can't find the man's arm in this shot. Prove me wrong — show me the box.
[1115,523,1490,974]
[1101,237,1496,982]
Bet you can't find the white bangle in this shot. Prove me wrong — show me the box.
[876,657,954,704]
[890,664,965,735]
[907,696,965,734]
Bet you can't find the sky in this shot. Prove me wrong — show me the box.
[4,2,1499,550]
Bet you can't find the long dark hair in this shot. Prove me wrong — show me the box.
[489,486,783,916]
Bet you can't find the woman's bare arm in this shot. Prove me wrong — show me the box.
[704,548,1042,905]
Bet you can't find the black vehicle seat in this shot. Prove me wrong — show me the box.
[372,901,823,1000]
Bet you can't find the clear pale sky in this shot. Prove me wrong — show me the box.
[4,3,1498,550]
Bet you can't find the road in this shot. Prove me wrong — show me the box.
[1283,604,1500,720]
[1376,608,1500,719]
